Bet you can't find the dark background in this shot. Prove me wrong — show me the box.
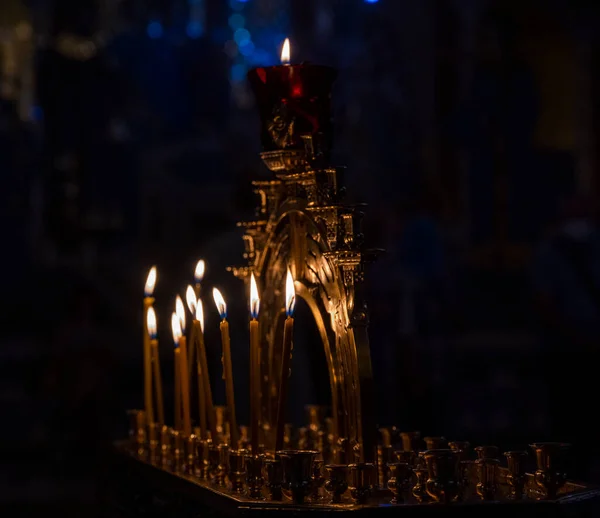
[2,0,600,514]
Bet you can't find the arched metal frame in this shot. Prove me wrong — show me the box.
[231,148,377,463]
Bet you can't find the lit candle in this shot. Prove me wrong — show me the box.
[212,288,239,448]
[186,285,206,438]
[275,268,296,452]
[143,266,157,425]
[186,284,198,379]
[249,273,261,455]
[176,296,192,436]
[146,307,165,425]
[171,312,182,431]
[196,300,217,441]
[188,260,204,377]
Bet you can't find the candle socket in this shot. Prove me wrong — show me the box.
[185,434,198,476]
[171,430,185,473]
[311,459,325,501]
[395,450,418,468]
[245,454,265,500]
[209,443,220,484]
[475,458,499,501]
[325,464,349,504]
[196,438,211,479]
[387,462,411,504]
[504,450,528,500]
[424,437,447,451]
[475,445,499,460]
[377,445,394,489]
[400,432,421,452]
[265,458,283,501]
[148,422,160,464]
[228,449,247,494]
[216,444,230,487]
[530,442,570,500]
[448,441,471,463]
[423,449,461,504]
[160,425,172,467]
[348,462,376,505]
[412,455,431,503]
[127,409,146,457]
[278,450,319,505]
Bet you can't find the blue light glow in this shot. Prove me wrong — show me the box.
[238,40,255,57]
[186,20,204,38]
[233,28,251,45]
[230,63,248,82]
[146,21,163,39]
[228,0,244,11]
[365,0,379,3]
[228,13,245,30]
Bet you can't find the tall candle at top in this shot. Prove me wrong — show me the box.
[247,38,337,155]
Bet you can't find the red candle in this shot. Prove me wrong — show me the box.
[247,38,337,154]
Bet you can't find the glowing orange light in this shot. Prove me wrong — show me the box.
[250,273,260,319]
[194,260,205,283]
[196,299,204,334]
[186,285,197,315]
[212,288,227,320]
[171,312,181,345]
[144,266,157,297]
[147,306,157,339]
[281,38,290,65]
[285,268,296,316]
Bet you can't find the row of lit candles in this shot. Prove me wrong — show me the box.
[142,260,296,456]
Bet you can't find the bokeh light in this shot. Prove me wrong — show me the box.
[146,21,163,39]
[233,28,251,46]
[230,63,248,82]
[228,13,245,30]
[186,21,204,39]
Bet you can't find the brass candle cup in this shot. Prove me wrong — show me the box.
[227,449,247,494]
[325,464,348,504]
[185,434,198,475]
[387,462,411,504]
[448,441,471,462]
[504,450,528,500]
[475,458,499,501]
[265,457,284,501]
[400,431,421,452]
[171,429,185,473]
[160,425,172,467]
[348,462,376,505]
[216,444,230,486]
[208,443,220,483]
[196,438,211,479]
[530,442,570,499]
[475,445,499,460]
[459,460,475,500]
[395,450,417,468]
[277,449,319,505]
[377,445,394,489]
[245,454,265,500]
[424,437,447,451]
[423,449,461,504]
[311,459,325,501]
[147,422,160,464]
[412,466,430,503]
[127,409,146,456]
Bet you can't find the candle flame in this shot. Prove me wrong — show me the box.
[194,259,205,283]
[144,266,157,297]
[147,306,157,339]
[186,285,197,315]
[250,273,260,319]
[176,295,186,329]
[196,299,204,334]
[281,38,290,64]
[171,312,181,346]
[212,288,227,320]
[285,268,296,316]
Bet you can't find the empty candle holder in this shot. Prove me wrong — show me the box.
[475,458,499,501]
[424,449,461,504]
[324,464,349,504]
[160,425,172,467]
[387,462,411,504]
[348,462,375,505]
[377,445,394,489]
[475,445,499,460]
[196,439,211,479]
[265,457,283,501]
[245,454,265,500]
[504,450,528,500]
[530,442,570,499]
[148,422,160,464]
[278,450,319,505]
[412,454,430,503]
[208,443,220,484]
[227,449,246,494]
[171,430,185,473]
[424,437,447,451]
[395,450,417,468]
[448,441,471,462]
[400,431,421,452]
[311,459,325,501]
[127,409,146,456]
[215,444,230,486]
[185,434,197,475]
